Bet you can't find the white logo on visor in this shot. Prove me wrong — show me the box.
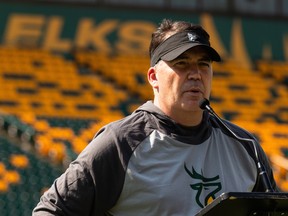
[187,33,197,42]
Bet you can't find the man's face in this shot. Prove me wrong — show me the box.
[148,47,213,119]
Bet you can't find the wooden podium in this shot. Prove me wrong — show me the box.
[195,192,288,216]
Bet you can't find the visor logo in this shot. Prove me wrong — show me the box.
[187,33,197,42]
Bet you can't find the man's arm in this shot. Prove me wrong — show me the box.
[33,161,96,215]
[32,125,128,215]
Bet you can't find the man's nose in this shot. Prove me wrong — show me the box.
[187,65,201,80]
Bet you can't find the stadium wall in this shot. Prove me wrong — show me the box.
[0,2,287,67]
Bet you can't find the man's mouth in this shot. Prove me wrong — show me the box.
[186,88,202,94]
[189,89,200,93]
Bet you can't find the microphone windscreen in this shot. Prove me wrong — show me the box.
[199,98,210,110]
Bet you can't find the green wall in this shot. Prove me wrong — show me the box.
[0,2,287,62]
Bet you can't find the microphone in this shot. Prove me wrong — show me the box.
[199,98,274,192]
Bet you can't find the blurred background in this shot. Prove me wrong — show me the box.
[0,0,287,215]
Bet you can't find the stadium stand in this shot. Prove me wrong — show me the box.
[257,60,288,86]
[0,46,139,215]
[0,46,134,162]
[75,51,153,100]
[0,0,288,216]
[0,47,288,195]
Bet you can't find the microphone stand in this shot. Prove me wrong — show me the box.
[199,98,274,192]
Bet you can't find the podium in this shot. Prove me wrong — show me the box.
[195,192,288,216]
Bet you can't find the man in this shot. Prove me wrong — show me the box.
[33,19,277,216]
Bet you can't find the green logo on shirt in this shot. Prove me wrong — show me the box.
[184,163,222,208]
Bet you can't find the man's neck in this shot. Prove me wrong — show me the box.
[153,99,203,127]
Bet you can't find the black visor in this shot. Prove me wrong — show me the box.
[150,31,221,66]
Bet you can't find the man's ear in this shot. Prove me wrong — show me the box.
[147,67,158,88]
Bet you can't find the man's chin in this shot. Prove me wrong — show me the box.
[181,100,202,112]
